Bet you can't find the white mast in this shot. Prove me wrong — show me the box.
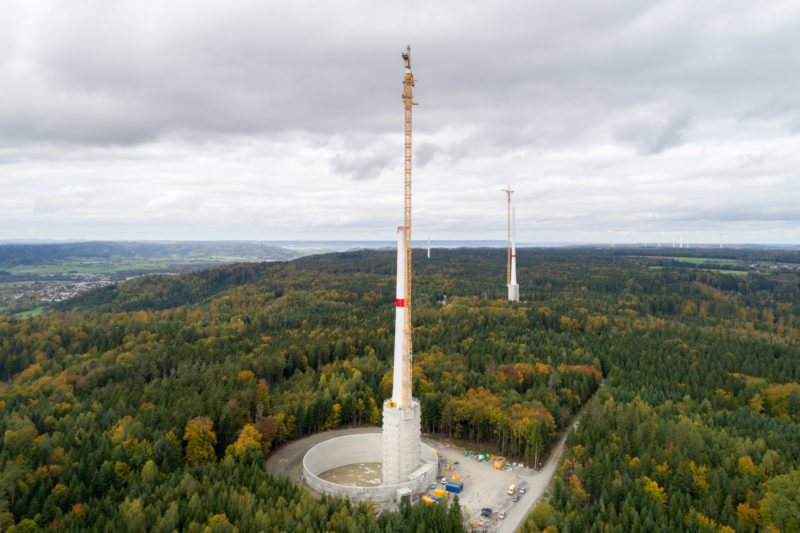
[391,226,406,403]
[507,206,520,302]
[427,233,431,259]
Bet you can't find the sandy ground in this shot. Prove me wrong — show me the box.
[265,425,572,532]
[430,429,569,533]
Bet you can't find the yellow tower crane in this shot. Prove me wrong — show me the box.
[400,46,417,408]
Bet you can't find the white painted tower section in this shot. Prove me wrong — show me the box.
[427,233,431,259]
[391,227,406,403]
[508,206,520,302]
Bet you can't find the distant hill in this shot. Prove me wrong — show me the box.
[55,261,275,313]
[0,241,298,267]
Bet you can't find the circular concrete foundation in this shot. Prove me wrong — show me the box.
[303,433,438,502]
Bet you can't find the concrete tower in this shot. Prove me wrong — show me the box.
[382,47,421,486]
[508,206,520,302]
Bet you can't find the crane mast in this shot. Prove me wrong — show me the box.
[401,46,416,408]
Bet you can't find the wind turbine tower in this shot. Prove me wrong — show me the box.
[508,206,520,302]
[382,46,421,486]
[501,185,514,289]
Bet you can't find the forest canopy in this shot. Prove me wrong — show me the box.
[1,247,799,532]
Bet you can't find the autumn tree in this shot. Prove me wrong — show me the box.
[183,416,217,465]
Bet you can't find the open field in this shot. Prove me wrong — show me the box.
[664,256,740,266]
[648,265,748,276]
[13,306,44,318]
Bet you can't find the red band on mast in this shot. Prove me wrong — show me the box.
[396,298,405,307]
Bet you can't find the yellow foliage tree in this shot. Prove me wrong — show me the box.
[689,461,710,493]
[368,398,381,425]
[642,475,667,505]
[737,502,761,532]
[237,370,255,383]
[568,474,589,503]
[737,456,758,477]
[324,404,342,430]
[183,416,217,465]
[226,424,263,459]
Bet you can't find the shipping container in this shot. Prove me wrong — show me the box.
[445,481,464,494]
[421,495,435,505]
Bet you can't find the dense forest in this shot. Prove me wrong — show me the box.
[1,248,799,531]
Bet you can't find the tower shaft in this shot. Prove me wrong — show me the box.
[501,186,514,285]
[508,205,519,302]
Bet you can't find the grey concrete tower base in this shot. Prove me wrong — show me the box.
[382,401,421,485]
[508,283,519,302]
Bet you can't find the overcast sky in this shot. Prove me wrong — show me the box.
[1,0,799,244]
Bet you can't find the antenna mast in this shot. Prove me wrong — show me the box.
[400,46,416,408]
[501,186,514,285]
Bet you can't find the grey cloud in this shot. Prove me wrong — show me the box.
[0,0,793,149]
[615,111,692,156]
[415,143,438,167]
[330,152,393,181]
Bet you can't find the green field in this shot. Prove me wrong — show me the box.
[649,265,748,276]
[13,306,44,318]
[665,256,740,266]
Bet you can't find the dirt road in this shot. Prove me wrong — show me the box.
[265,426,381,485]
[494,429,570,533]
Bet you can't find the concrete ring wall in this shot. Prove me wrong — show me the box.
[303,433,439,502]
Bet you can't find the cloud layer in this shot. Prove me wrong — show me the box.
[1,0,799,243]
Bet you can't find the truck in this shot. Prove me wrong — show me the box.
[421,495,435,505]
[494,457,506,469]
[445,481,464,494]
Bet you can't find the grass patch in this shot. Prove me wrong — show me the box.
[648,265,747,276]
[13,306,44,318]
[665,257,740,266]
